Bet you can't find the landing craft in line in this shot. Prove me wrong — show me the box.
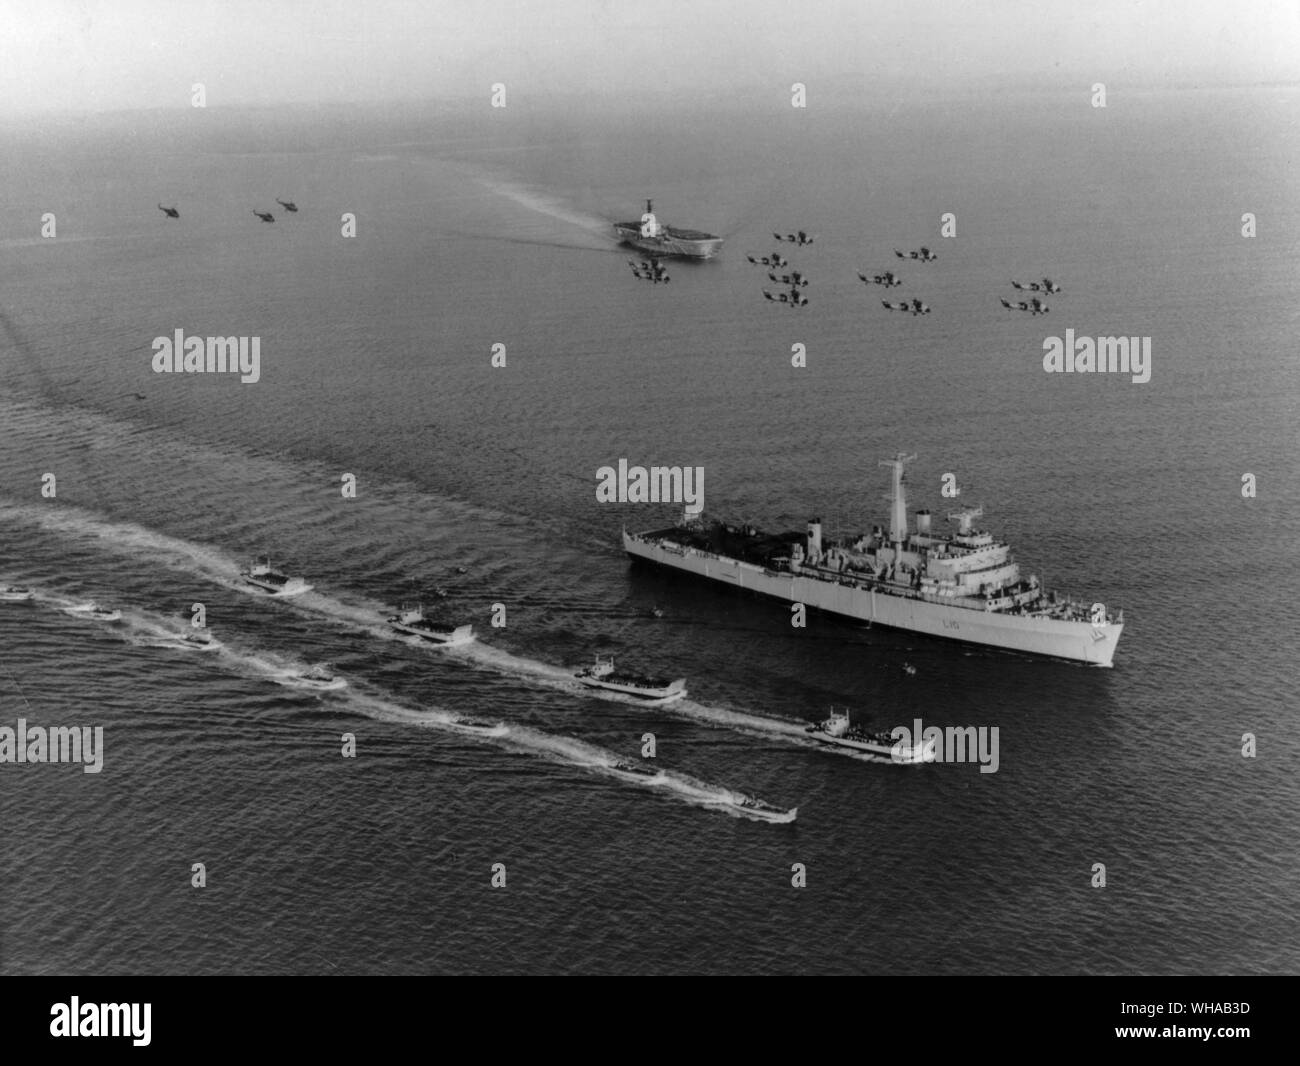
[746,252,788,268]
[62,602,122,623]
[241,557,312,597]
[276,665,346,692]
[140,631,221,652]
[773,230,815,245]
[387,603,475,646]
[895,247,937,261]
[575,656,687,702]
[805,708,935,763]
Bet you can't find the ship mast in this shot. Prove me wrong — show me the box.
[878,453,917,547]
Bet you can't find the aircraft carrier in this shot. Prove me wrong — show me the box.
[623,454,1124,666]
[613,199,724,259]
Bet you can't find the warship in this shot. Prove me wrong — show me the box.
[613,199,724,259]
[623,453,1124,666]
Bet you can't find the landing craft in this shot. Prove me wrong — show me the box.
[253,210,275,223]
[241,557,311,596]
[276,199,298,212]
[277,665,346,692]
[158,204,179,218]
[575,656,687,702]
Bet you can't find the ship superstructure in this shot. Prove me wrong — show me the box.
[623,454,1124,665]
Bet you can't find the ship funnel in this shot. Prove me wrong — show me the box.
[915,509,932,535]
[807,517,822,558]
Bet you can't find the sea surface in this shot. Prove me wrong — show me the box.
[1,86,1297,975]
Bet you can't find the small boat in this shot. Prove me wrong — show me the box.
[805,707,934,763]
[143,631,221,652]
[241,557,312,597]
[453,717,508,737]
[63,602,122,623]
[610,758,662,779]
[0,585,34,602]
[575,657,686,701]
[729,795,798,822]
[388,604,474,646]
[277,666,347,692]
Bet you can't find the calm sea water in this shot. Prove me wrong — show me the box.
[1,87,1297,975]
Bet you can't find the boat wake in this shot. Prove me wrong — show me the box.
[0,574,793,820]
[2,501,871,770]
[474,175,613,240]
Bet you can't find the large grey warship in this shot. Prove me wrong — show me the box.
[613,199,724,259]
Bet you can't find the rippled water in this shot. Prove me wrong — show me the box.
[1,89,1297,974]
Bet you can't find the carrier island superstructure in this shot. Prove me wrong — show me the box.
[623,454,1124,666]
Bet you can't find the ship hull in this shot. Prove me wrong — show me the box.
[624,530,1122,666]
[807,732,936,762]
[391,620,474,646]
[577,676,686,701]
[243,576,312,597]
[614,223,724,259]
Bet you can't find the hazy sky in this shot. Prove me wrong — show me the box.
[1,0,1297,115]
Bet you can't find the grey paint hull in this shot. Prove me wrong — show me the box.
[614,224,724,259]
[624,530,1122,666]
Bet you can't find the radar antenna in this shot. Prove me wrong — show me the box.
[947,504,985,536]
